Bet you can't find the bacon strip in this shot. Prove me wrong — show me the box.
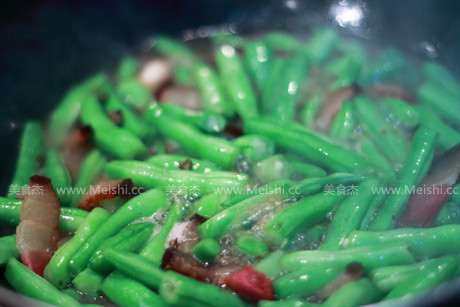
[78,178,135,211]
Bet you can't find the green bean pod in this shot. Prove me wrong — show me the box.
[159,270,248,307]
[253,154,293,185]
[88,222,155,274]
[244,118,372,173]
[385,255,457,300]
[72,268,105,299]
[254,251,285,279]
[359,47,405,84]
[358,192,387,230]
[48,73,107,147]
[261,58,288,114]
[102,271,169,307]
[192,238,222,262]
[305,28,339,63]
[263,32,303,52]
[104,249,166,290]
[325,55,362,90]
[263,53,309,120]
[259,299,315,307]
[68,189,168,276]
[117,57,139,81]
[321,179,380,250]
[290,161,327,179]
[434,201,460,226]
[415,104,460,150]
[418,82,460,124]
[105,160,247,195]
[292,173,366,197]
[264,192,345,248]
[233,135,275,163]
[236,235,268,258]
[0,235,18,266]
[117,79,152,109]
[5,258,80,307]
[154,36,198,64]
[140,201,184,263]
[193,192,229,218]
[44,207,111,289]
[329,101,357,140]
[216,44,259,120]
[346,225,460,259]
[71,149,107,207]
[80,95,147,159]
[324,278,382,307]
[423,61,460,97]
[244,40,272,91]
[274,266,340,299]
[301,95,323,129]
[369,126,438,231]
[281,242,415,272]
[354,95,408,163]
[43,149,72,205]
[146,154,221,173]
[161,103,227,133]
[8,121,44,198]
[357,137,396,181]
[0,197,88,232]
[383,97,419,128]
[145,105,240,169]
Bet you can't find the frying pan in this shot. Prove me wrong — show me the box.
[1,0,460,306]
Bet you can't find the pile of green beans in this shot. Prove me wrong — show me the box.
[3,26,460,307]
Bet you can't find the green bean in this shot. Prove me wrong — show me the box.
[244,118,372,173]
[415,104,460,150]
[244,40,272,91]
[72,268,104,299]
[191,60,233,116]
[212,32,246,48]
[369,126,438,230]
[358,192,387,230]
[292,173,365,197]
[104,85,156,141]
[434,201,460,226]
[44,207,110,288]
[324,278,382,307]
[220,179,293,209]
[88,222,155,274]
[305,28,339,63]
[61,288,81,301]
[274,266,340,299]
[193,192,229,218]
[450,183,460,203]
[105,160,247,195]
[146,154,221,173]
[329,101,357,140]
[117,57,139,81]
[48,73,107,147]
[263,53,309,120]
[359,47,405,84]
[161,103,227,133]
[290,161,327,179]
[370,256,452,293]
[236,235,268,258]
[216,44,259,120]
[418,82,460,124]
[155,36,198,64]
[198,193,281,240]
[255,251,285,279]
[253,154,293,185]
[354,95,408,163]
[69,189,168,276]
[233,135,275,163]
[174,63,194,86]
[145,105,240,169]
[263,32,303,52]
[262,58,288,113]
[0,235,18,266]
[117,79,152,109]
[104,249,166,290]
[385,255,457,300]
[301,95,323,129]
[5,258,80,307]
[264,192,346,248]
[259,299,316,307]
[192,238,222,262]
[159,270,248,307]
[71,149,107,207]
[383,97,419,128]
[43,149,72,205]
[423,61,460,97]
[346,225,460,259]
[81,95,147,159]
[325,55,362,90]
[102,271,169,307]
[8,121,44,198]
[321,179,380,250]
[140,201,184,263]
[281,242,415,272]
[357,137,396,181]
[0,197,88,232]
[336,40,368,65]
